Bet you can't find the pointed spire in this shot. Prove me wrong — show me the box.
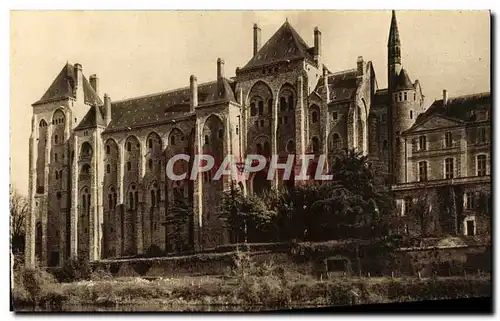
[388,10,401,46]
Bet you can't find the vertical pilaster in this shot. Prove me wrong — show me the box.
[295,75,306,181]
[116,143,125,256]
[26,115,37,267]
[271,91,279,189]
[192,118,203,251]
[70,135,79,257]
[136,140,145,255]
[41,124,52,266]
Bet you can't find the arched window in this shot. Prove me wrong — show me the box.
[268,99,273,115]
[410,110,413,119]
[170,135,176,146]
[312,137,320,154]
[127,161,131,171]
[106,145,110,154]
[39,120,47,128]
[280,97,287,111]
[218,129,223,139]
[148,159,153,170]
[204,135,209,145]
[54,135,59,144]
[287,96,294,111]
[127,142,131,152]
[263,141,270,157]
[148,139,153,149]
[106,164,111,173]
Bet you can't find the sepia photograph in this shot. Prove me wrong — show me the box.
[9,9,492,312]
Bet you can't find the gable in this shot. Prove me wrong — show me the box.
[406,114,462,134]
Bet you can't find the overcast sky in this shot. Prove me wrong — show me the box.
[10,10,490,195]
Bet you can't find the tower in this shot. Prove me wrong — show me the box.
[387,11,422,184]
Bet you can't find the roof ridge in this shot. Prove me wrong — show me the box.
[112,79,221,104]
[329,68,357,76]
[445,92,490,102]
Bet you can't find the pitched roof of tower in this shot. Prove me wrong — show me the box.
[74,105,106,130]
[312,69,359,103]
[406,92,491,133]
[32,63,103,106]
[388,10,401,46]
[102,78,237,133]
[241,20,314,70]
[394,69,414,90]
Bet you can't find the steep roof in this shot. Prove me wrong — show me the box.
[241,21,314,70]
[74,105,106,131]
[394,69,414,90]
[373,89,389,106]
[388,10,401,46]
[103,78,237,133]
[407,92,491,132]
[312,69,359,103]
[32,63,102,106]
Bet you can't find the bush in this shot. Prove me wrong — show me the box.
[53,257,91,282]
[145,245,165,258]
[12,267,65,310]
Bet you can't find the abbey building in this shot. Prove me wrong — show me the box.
[25,11,491,267]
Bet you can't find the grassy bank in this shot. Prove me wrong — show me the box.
[12,253,492,311]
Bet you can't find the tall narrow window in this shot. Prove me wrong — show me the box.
[445,158,454,179]
[287,96,294,111]
[55,135,59,144]
[280,97,287,111]
[419,135,427,151]
[466,192,476,210]
[312,111,319,123]
[410,110,413,119]
[148,139,153,149]
[404,92,408,101]
[127,142,131,152]
[445,132,453,148]
[477,154,487,176]
[477,127,487,143]
[106,164,111,173]
[258,101,264,116]
[151,190,156,208]
[106,145,110,154]
[170,135,176,145]
[312,137,320,154]
[250,103,257,116]
[268,99,273,115]
[127,161,131,171]
[129,192,134,210]
[399,92,402,101]
[218,129,223,139]
[418,161,428,182]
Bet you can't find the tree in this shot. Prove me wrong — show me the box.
[475,190,492,237]
[166,197,191,254]
[10,188,27,254]
[406,191,434,242]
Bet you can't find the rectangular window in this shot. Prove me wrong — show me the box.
[466,192,476,210]
[418,161,428,182]
[477,154,487,176]
[445,158,454,179]
[466,220,475,236]
[444,132,453,148]
[404,92,407,101]
[419,136,427,151]
[477,127,487,143]
[399,93,402,101]
[381,113,386,123]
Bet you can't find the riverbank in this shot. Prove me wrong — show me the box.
[13,272,492,311]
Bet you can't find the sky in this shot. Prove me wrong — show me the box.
[10,10,490,195]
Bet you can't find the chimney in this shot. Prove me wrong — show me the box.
[73,63,83,99]
[443,89,448,106]
[253,23,261,56]
[190,75,198,112]
[217,58,225,81]
[89,74,99,96]
[314,27,322,58]
[357,56,365,76]
[104,93,112,126]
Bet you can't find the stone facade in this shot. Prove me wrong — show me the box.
[25,11,491,267]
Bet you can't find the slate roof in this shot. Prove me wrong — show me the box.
[394,69,414,90]
[407,92,491,132]
[103,78,237,133]
[312,69,359,103]
[388,10,401,46]
[32,63,102,106]
[241,21,314,70]
[74,105,106,131]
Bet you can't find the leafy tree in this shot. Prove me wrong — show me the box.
[475,190,492,236]
[406,190,434,242]
[10,188,27,254]
[166,197,191,253]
